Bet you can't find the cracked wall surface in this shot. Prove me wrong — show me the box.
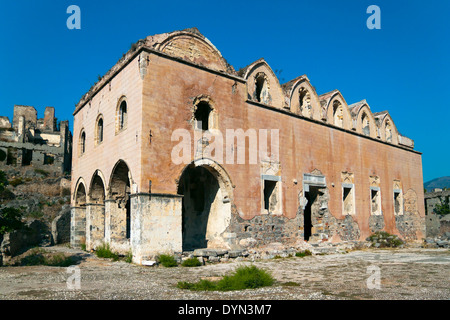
[70,28,425,263]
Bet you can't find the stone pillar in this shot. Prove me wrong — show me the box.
[106,198,130,254]
[70,206,86,248]
[43,107,55,132]
[130,193,182,264]
[17,116,25,143]
[104,199,114,245]
[85,203,105,251]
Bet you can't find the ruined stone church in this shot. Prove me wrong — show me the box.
[71,28,425,264]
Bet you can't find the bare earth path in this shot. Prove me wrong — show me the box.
[0,246,449,300]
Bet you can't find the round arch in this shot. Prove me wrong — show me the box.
[73,177,87,206]
[176,158,234,251]
[89,170,107,204]
[108,159,133,199]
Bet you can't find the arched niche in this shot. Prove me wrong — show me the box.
[240,59,285,108]
[285,76,321,120]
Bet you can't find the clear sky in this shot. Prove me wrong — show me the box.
[0,0,448,183]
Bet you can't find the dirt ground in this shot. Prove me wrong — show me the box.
[0,245,449,300]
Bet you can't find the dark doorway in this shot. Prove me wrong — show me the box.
[263,180,277,212]
[304,186,320,241]
[125,197,131,239]
[177,165,220,251]
[22,149,33,166]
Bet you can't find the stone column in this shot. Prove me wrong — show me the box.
[107,198,130,254]
[70,206,86,248]
[85,203,105,251]
[104,199,115,245]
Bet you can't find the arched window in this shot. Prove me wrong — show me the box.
[194,101,212,131]
[79,130,86,155]
[117,100,127,132]
[96,116,104,145]
[255,73,269,104]
[361,113,370,136]
[385,120,392,142]
[333,101,344,127]
[299,88,312,117]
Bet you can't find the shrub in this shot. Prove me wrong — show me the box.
[367,231,404,248]
[125,251,133,263]
[19,249,75,267]
[158,254,178,267]
[0,207,25,235]
[181,257,202,267]
[9,177,24,187]
[95,243,120,261]
[218,265,274,291]
[61,188,71,197]
[434,198,450,216]
[34,168,49,177]
[45,253,76,267]
[177,265,274,291]
[28,211,44,219]
[295,250,312,258]
[0,170,8,192]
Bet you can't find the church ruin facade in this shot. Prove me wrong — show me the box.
[71,28,425,264]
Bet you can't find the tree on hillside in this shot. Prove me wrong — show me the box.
[0,170,25,235]
[0,207,26,235]
[434,197,450,216]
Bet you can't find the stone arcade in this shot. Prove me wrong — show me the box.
[71,28,425,264]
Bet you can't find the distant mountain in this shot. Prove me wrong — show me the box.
[424,176,450,192]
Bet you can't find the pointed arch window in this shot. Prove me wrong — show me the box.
[362,113,370,136]
[255,73,270,104]
[299,88,312,117]
[333,101,344,127]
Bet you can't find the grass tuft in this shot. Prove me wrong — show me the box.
[95,243,120,261]
[177,265,274,291]
[181,257,202,267]
[19,248,76,267]
[295,250,312,257]
[158,254,178,267]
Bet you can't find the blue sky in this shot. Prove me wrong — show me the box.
[0,0,448,182]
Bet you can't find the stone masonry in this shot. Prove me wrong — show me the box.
[70,28,425,264]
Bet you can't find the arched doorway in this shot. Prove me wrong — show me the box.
[108,160,132,248]
[177,160,232,251]
[71,179,87,248]
[87,171,106,250]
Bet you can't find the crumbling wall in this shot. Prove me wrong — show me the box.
[0,108,71,174]
[395,189,425,240]
[226,204,301,248]
[425,190,450,238]
[369,215,385,233]
[0,117,11,129]
[13,106,37,131]
[301,186,360,242]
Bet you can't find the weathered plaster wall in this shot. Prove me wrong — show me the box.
[138,49,425,242]
[71,54,143,205]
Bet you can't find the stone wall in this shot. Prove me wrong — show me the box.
[425,190,450,238]
[0,105,72,174]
